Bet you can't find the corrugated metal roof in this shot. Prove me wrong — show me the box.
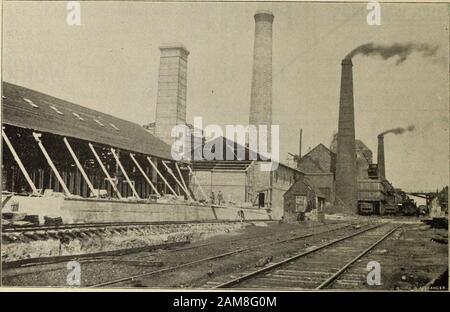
[2,82,173,160]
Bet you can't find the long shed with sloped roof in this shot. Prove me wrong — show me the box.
[2,81,182,199]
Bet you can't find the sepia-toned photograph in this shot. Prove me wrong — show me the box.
[0,1,448,292]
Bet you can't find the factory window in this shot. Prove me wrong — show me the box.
[94,119,105,127]
[72,112,85,121]
[23,97,39,108]
[50,105,64,115]
[109,123,120,131]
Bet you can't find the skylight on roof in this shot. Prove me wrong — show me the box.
[72,112,85,121]
[23,97,39,108]
[50,105,64,115]
[109,123,120,131]
[94,119,105,127]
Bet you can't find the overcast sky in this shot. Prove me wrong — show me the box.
[3,1,448,192]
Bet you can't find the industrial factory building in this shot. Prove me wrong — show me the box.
[1,9,304,224]
[186,10,312,218]
[298,139,372,203]
[297,144,336,204]
[144,10,309,219]
[1,2,447,292]
[298,137,407,215]
[1,82,179,198]
[1,81,270,223]
[188,136,305,219]
[2,7,431,226]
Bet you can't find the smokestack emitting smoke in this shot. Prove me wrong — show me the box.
[346,42,439,65]
[377,125,414,179]
[379,125,415,136]
[249,10,274,151]
[377,135,385,179]
[335,58,357,213]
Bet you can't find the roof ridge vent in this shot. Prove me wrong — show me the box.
[109,123,120,131]
[50,105,64,115]
[23,97,39,108]
[94,118,105,127]
[72,112,85,121]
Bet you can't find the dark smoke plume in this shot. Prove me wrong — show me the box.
[379,125,415,137]
[345,42,439,65]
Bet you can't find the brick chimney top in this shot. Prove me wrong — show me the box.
[159,43,190,55]
[254,10,274,23]
[342,58,353,66]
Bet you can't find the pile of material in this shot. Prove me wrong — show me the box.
[1,212,40,227]
[422,217,448,230]
[156,194,189,204]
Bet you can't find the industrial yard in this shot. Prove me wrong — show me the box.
[2,218,447,290]
[1,2,448,291]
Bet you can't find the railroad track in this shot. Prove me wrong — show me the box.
[2,219,276,233]
[207,223,401,290]
[3,220,346,270]
[88,222,359,288]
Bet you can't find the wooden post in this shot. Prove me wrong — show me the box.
[110,148,140,199]
[88,143,122,199]
[129,153,160,197]
[2,129,40,195]
[39,169,44,190]
[69,172,75,194]
[175,163,190,195]
[32,132,71,196]
[147,157,177,196]
[162,161,191,199]
[75,170,81,195]
[177,163,196,201]
[63,137,96,197]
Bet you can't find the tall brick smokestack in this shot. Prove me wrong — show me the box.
[249,11,274,151]
[155,43,189,146]
[377,135,385,179]
[335,58,357,212]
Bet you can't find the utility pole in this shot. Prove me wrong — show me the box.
[298,128,302,167]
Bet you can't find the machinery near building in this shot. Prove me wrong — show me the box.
[357,178,387,215]
[401,197,419,216]
[357,173,418,216]
[355,132,421,216]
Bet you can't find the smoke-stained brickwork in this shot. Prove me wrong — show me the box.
[377,135,385,179]
[335,58,357,212]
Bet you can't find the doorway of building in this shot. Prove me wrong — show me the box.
[258,192,265,208]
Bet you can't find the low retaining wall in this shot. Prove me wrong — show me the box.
[2,221,257,264]
[63,198,271,223]
[2,196,272,224]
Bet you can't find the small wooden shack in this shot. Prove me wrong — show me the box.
[283,178,325,222]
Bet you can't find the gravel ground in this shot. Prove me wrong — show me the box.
[113,221,362,288]
[4,217,444,291]
[2,220,349,288]
[331,222,448,290]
